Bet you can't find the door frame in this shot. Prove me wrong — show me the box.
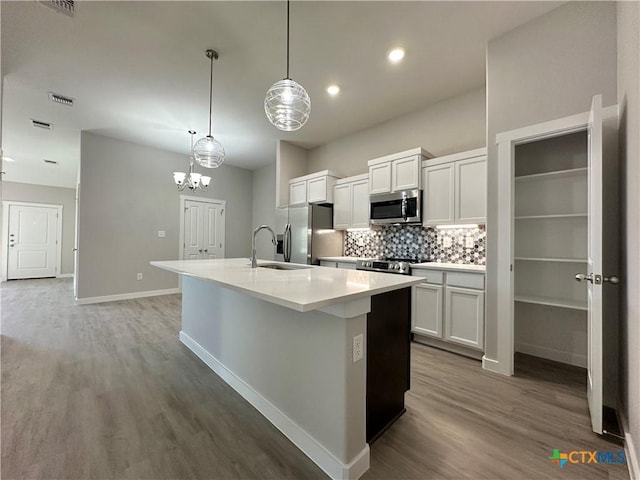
[178,195,226,260]
[487,104,618,377]
[1,201,64,282]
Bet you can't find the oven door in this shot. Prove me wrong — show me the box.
[369,190,422,225]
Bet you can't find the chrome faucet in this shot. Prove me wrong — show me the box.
[251,225,277,268]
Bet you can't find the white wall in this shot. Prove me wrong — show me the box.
[307,87,486,177]
[2,181,76,275]
[485,2,617,370]
[77,132,253,300]
[251,162,277,261]
[617,0,640,473]
[276,140,308,207]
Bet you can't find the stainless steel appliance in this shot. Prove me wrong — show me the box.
[275,204,343,264]
[369,189,422,225]
[356,257,423,275]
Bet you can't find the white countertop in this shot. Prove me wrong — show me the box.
[151,258,424,312]
[317,256,361,263]
[412,262,486,273]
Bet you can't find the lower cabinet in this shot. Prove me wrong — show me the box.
[412,269,485,353]
[319,260,356,270]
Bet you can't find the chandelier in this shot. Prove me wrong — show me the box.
[173,130,211,192]
[264,0,311,131]
[193,49,225,168]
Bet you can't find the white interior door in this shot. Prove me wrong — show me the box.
[183,199,225,260]
[586,94,603,435]
[8,204,59,279]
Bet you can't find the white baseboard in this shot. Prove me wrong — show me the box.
[481,355,505,373]
[75,288,180,305]
[515,342,586,368]
[620,410,639,480]
[56,273,74,279]
[179,331,370,480]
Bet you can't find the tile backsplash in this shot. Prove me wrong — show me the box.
[344,225,486,265]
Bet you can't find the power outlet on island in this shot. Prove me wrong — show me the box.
[353,334,364,363]
[137,273,143,281]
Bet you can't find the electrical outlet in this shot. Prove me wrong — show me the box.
[137,273,143,280]
[465,235,474,248]
[157,230,166,238]
[353,334,364,363]
[443,236,452,248]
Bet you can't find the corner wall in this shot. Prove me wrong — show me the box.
[485,2,617,371]
[77,132,253,300]
[252,162,277,260]
[617,1,640,475]
[307,87,486,177]
[2,181,76,274]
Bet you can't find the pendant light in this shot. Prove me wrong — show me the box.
[173,130,211,192]
[193,49,225,168]
[264,0,311,132]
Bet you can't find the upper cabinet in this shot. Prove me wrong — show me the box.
[368,148,433,194]
[333,173,369,230]
[422,147,487,226]
[288,170,341,205]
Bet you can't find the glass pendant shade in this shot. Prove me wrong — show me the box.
[264,78,311,132]
[201,175,212,187]
[193,135,225,168]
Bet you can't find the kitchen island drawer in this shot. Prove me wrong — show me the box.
[411,269,443,285]
[446,272,484,289]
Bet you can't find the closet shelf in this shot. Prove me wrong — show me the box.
[515,257,588,263]
[515,167,588,182]
[514,213,587,220]
[514,295,587,311]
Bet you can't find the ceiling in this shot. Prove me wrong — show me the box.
[1,1,563,188]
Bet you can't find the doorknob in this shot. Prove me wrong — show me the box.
[575,273,593,283]
[198,249,203,253]
[603,275,620,285]
[203,249,208,253]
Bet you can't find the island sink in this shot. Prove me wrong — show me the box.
[259,263,312,271]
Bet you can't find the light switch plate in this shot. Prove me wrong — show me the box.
[157,230,166,238]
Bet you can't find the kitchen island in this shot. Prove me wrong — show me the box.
[151,258,423,480]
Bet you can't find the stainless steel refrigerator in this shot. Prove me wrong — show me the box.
[275,204,344,264]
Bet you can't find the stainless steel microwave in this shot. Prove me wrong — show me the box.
[369,190,422,225]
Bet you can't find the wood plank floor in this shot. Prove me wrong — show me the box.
[1,278,629,480]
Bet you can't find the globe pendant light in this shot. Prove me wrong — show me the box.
[194,49,225,168]
[264,0,311,132]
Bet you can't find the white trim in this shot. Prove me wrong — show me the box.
[421,146,487,168]
[56,273,74,279]
[180,331,370,480]
[481,355,502,373]
[620,410,639,480]
[2,201,63,282]
[515,342,586,368]
[75,287,180,305]
[178,195,226,262]
[491,103,618,376]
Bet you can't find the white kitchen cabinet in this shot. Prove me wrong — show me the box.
[445,286,484,349]
[288,170,341,205]
[412,283,443,338]
[289,180,308,205]
[333,174,369,229]
[422,147,487,226]
[368,148,433,194]
[411,267,485,356]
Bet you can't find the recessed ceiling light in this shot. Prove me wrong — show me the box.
[3,156,15,163]
[327,85,340,96]
[388,48,405,63]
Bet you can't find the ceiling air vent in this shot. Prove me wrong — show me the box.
[43,159,59,165]
[39,0,74,17]
[48,92,74,107]
[31,119,53,130]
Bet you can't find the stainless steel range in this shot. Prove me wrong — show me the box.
[356,257,427,275]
